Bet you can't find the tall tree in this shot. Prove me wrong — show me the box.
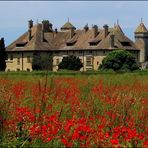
[32,52,53,71]
[0,38,6,71]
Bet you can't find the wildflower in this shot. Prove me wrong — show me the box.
[110,139,119,145]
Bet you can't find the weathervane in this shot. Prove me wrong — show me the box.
[141,18,143,23]
[117,19,119,25]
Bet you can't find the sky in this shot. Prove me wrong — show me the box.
[0,1,148,46]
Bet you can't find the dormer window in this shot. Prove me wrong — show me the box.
[66,40,77,46]
[120,41,131,46]
[66,42,75,46]
[16,42,27,47]
[89,40,101,46]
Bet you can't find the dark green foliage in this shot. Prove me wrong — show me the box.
[59,55,83,71]
[99,50,139,72]
[32,52,53,70]
[0,38,6,71]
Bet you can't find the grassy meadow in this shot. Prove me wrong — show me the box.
[0,70,148,147]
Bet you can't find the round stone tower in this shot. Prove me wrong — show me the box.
[135,22,148,63]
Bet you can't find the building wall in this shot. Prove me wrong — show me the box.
[52,50,108,71]
[135,33,148,62]
[6,52,33,71]
[6,49,139,72]
[135,37,146,62]
[6,51,53,72]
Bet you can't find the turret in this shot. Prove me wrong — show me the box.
[135,21,148,62]
[61,19,76,31]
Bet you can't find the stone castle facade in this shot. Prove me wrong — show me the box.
[5,20,148,71]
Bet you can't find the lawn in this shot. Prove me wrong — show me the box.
[0,71,148,147]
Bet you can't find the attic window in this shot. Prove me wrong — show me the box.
[66,40,76,46]
[120,41,131,46]
[89,40,101,46]
[16,42,27,47]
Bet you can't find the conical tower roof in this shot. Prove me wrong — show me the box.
[135,22,148,33]
[61,20,76,30]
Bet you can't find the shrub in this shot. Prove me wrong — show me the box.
[32,52,52,70]
[58,55,83,71]
[99,50,139,72]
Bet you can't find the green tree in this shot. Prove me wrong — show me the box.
[0,38,6,71]
[99,50,139,72]
[32,52,53,70]
[59,55,83,71]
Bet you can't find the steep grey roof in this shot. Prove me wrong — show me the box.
[6,22,139,52]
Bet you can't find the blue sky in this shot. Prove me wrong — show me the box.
[0,1,148,46]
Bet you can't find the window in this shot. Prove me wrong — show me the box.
[79,51,83,54]
[27,68,30,71]
[17,68,20,71]
[17,58,20,65]
[56,59,60,65]
[89,50,92,54]
[27,56,31,63]
[89,40,101,46]
[97,61,99,65]
[86,67,93,71]
[16,42,27,47]
[66,40,77,46]
[86,57,92,66]
[10,54,13,61]
[66,42,75,46]
[120,42,131,46]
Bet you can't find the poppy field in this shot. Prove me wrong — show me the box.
[0,73,148,147]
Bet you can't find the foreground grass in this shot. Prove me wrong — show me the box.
[0,70,147,147]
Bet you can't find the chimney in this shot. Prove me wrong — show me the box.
[103,24,109,38]
[110,34,114,48]
[42,20,49,32]
[92,25,98,38]
[28,20,33,41]
[84,24,89,32]
[49,22,53,30]
[70,28,75,39]
[28,29,32,41]
[55,28,58,34]
[28,19,33,29]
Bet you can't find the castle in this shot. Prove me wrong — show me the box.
[5,19,148,71]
